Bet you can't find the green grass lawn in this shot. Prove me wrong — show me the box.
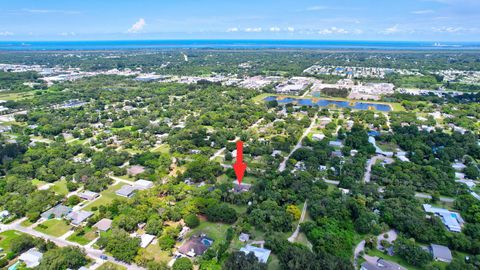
[34,219,72,237]
[142,243,172,264]
[268,254,281,270]
[67,227,98,245]
[20,219,34,227]
[377,141,398,152]
[97,262,127,270]
[0,230,25,252]
[52,179,69,196]
[83,182,126,211]
[31,179,47,188]
[187,221,230,246]
[152,144,170,154]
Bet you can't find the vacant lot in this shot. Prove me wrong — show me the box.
[0,230,25,252]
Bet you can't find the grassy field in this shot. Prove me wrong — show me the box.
[0,230,25,252]
[187,221,230,246]
[20,219,34,227]
[152,144,170,154]
[67,227,98,245]
[142,243,172,264]
[97,262,127,270]
[0,91,34,101]
[52,179,69,196]
[31,179,47,188]
[83,182,126,211]
[34,219,72,237]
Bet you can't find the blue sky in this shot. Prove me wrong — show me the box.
[1,0,479,41]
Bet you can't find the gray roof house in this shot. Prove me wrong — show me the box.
[78,190,99,201]
[41,205,72,219]
[19,248,43,268]
[240,245,271,264]
[66,210,93,226]
[116,185,137,198]
[93,218,113,232]
[361,259,406,270]
[430,244,453,263]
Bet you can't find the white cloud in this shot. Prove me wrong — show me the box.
[23,9,80,15]
[59,32,76,36]
[269,27,281,32]
[432,26,477,33]
[245,27,262,32]
[0,31,13,36]
[412,9,434,14]
[128,18,146,33]
[381,24,401,34]
[318,27,349,35]
[287,27,295,32]
[307,6,328,11]
[226,27,239,32]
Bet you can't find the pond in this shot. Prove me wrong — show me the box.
[264,96,392,112]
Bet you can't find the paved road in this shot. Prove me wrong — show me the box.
[288,200,307,242]
[279,114,317,172]
[209,147,226,161]
[0,218,145,270]
[353,239,365,270]
[364,155,394,183]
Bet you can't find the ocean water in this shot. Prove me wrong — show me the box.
[0,40,479,51]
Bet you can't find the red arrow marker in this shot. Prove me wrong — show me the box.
[233,140,247,185]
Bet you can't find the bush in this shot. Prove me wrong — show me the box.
[184,214,200,228]
[173,257,193,270]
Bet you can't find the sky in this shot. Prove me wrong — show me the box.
[1,0,480,41]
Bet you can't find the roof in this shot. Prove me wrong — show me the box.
[79,190,99,200]
[240,245,271,263]
[41,204,72,219]
[127,165,145,176]
[93,218,113,231]
[134,179,154,190]
[361,259,406,270]
[116,185,137,197]
[140,234,155,248]
[423,204,464,232]
[178,236,213,257]
[67,210,93,225]
[430,244,453,261]
[19,248,43,268]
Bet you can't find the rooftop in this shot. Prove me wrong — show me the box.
[240,245,271,263]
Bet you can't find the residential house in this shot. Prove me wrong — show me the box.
[178,235,214,257]
[78,190,99,201]
[19,248,43,268]
[423,204,464,232]
[93,218,113,232]
[430,244,453,263]
[240,245,271,264]
[67,210,93,226]
[360,258,406,270]
[134,179,154,190]
[41,205,72,219]
[239,233,250,242]
[140,234,155,248]
[116,185,137,198]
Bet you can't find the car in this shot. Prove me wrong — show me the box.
[100,255,108,260]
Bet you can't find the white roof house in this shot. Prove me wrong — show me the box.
[240,245,271,263]
[78,190,99,201]
[312,133,325,141]
[67,210,93,226]
[134,180,154,190]
[140,234,155,248]
[19,248,43,268]
[423,204,464,232]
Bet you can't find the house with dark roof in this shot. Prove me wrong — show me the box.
[178,235,214,257]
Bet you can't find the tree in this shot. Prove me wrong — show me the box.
[38,247,88,270]
[286,205,301,220]
[205,204,237,224]
[223,252,267,270]
[173,257,193,270]
[66,195,81,206]
[97,229,140,263]
[184,214,200,228]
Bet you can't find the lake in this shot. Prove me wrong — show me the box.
[264,96,392,112]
